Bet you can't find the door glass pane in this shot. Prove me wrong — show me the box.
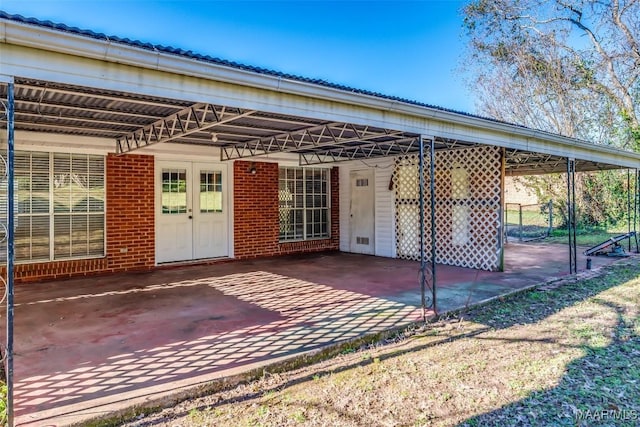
[162,169,187,214]
[199,171,222,213]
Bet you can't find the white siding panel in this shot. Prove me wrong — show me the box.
[339,165,351,252]
[373,159,395,257]
[338,158,396,258]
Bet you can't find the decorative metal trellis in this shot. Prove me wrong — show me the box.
[393,145,503,272]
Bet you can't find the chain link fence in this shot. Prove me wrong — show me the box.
[505,201,557,242]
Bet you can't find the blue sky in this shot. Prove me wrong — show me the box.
[1,0,475,112]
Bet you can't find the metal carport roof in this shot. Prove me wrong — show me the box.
[1,11,639,174]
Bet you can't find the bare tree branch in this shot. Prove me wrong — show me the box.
[462,0,640,149]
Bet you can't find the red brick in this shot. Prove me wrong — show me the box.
[233,161,339,259]
[5,153,155,283]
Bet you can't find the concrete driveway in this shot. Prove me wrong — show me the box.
[6,243,616,426]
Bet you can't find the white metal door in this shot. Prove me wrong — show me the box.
[157,163,193,263]
[156,161,228,263]
[349,169,375,254]
[193,163,228,259]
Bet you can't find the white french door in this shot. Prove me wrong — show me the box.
[156,161,228,263]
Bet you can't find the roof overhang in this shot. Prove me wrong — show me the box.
[1,14,638,174]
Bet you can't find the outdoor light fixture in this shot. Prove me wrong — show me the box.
[210,133,218,143]
[247,162,257,174]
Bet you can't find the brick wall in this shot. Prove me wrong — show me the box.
[233,161,339,259]
[11,258,109,283]
[8,153,155,283]
[9,156,340,282]
[105,153,155,272]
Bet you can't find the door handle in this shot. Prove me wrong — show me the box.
[188,215,193,219]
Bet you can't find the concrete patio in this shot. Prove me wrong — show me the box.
[6,243,617,426]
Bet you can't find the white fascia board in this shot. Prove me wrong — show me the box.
[0,130,112,155]
[423,121,640,169]
[2,18,640,169]
[145,143,301,164]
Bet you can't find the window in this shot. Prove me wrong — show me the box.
[161,169,187,214]
[9,151,105,262]
[199,171,223,213]
[279,167,329,241]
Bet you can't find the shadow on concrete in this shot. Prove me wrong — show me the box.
[7,244,620,425]
[136,259,637,426]
[13,267,422,425]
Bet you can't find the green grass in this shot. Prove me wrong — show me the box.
[505,206,638,247]
[545,228,636,247]
[125,259,640,427]
[504,209,550,228]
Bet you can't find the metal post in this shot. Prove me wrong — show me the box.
[635,169,639,253]
[633,169,640,253]
[429,137,437,314]
[628,169,632,252]
[6,80,15,427]
[498,148,505,271]
[418,136,426,322]
[566,161,572,274]
[566,158,577,274]
[572,166,577,272]
[518,204,523,242]
[548,200,553,237]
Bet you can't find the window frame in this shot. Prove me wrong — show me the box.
[11,150,106,264]
[278,167,331,242]
[198,170,223,213]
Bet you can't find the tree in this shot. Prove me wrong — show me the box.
[464,0,640,150]
[462,0,639,228]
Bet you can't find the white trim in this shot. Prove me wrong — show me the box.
[2,130,112,155]
[11,149,106,263]
[145,142,302,164]
[227,160,235,258]
[278,166,331,242]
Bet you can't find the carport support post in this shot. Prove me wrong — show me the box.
[429,137,437,313]
[418,136,437,320]
[418,136,427,321]
[628,169,632,252]
[629,169,640,253]
[5,78,15,427]
[635,169,639,252]
[566,158,577,274]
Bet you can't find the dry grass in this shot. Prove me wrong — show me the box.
[124,259,640,427]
